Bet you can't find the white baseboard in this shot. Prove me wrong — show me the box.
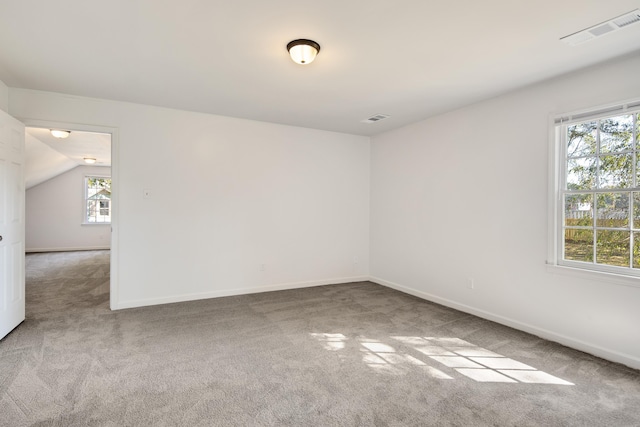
[369,276,640,371]
[113,275,370,310]
[26,246,110,253]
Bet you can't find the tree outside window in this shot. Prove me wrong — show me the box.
[562,112,640,271]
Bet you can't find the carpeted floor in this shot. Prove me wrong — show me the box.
[1,250,640,426]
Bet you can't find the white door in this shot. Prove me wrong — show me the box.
[0,110,25,340]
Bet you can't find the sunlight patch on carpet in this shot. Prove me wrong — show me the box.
[309,333,574,385]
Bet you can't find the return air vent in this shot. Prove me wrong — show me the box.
[561,9,640,46]
[613,11,640,28]
[362,114,390,124]
[589,23,615,37]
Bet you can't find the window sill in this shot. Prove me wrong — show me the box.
[546,263,640,289]
[81,222,111,226]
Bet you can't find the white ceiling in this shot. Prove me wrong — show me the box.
[25,128,111,189]
[1,1,640,136]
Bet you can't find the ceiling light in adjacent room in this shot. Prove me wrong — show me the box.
[287,39,321,65]
[83,157,96,164]
[50,129,71,138]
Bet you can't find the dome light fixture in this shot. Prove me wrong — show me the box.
[51,129,71,139]
[83,157,97,164]
[287,39,321,65]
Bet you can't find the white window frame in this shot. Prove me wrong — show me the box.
[83,175,112,225]
[547,99,640,287]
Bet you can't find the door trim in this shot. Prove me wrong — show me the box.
[19,119,119,310]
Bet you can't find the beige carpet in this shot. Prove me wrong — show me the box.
[1,250,639,426]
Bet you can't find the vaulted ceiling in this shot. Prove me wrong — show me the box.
[25,128,111,189]
[1,1,640,136]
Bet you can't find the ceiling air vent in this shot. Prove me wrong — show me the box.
[589,23,615,37]
[362,114,390,124]
[613,11,640,28]
[561,9,640,46]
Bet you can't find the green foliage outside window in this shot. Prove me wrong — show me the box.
[563,113,639,269]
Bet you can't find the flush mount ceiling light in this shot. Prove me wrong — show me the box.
[50,129,71,139]
[287,39,320,65]
[83,157,96,164]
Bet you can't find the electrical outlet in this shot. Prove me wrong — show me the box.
[260,264,266,272]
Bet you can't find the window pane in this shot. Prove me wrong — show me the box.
[637,154,640,188]
[87,200,97,222]
[95,201,108,221]
[564,194,592,227]
[596,192,629,228]
[633,232,640,269]
[567,157,596,190]
[633,193,640,230]
[596,230,630,267]
[564,229,593,263]
[567,121,597,158]
[598,154,632,189]
[600,115,633,153]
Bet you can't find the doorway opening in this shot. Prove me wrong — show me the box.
[23,124,117,311]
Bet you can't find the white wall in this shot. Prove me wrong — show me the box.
[10,91,370,309]
[0,78,8,113]
[26,165,112,252]
[370,52,640,369]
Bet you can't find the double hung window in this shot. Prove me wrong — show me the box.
[556,104,640,276]
[85,176,112,224]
